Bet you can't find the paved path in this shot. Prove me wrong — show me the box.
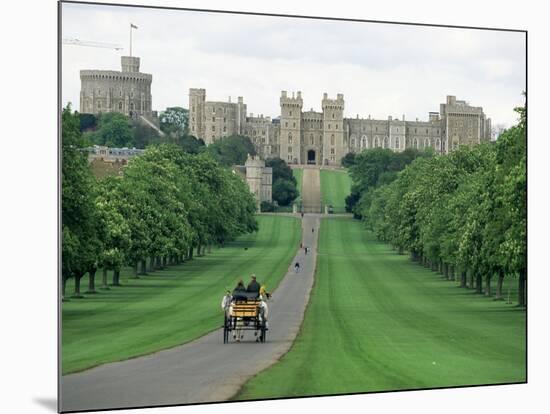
[61,215,321,412]
[301,168,321,213]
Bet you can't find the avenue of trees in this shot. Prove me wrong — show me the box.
[62,105,258,300]
[352,103,526,307]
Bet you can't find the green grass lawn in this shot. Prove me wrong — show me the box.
[62,215,300,375]
[236,217,526,400]
[320,169,351,213]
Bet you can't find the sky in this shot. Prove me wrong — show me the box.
[61,3,526,129]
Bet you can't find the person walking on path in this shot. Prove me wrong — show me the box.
[304,246,308,255]
[294,262,300,273]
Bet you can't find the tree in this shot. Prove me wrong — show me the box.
[92,112,134,147]
[61,104,101,299]
[206,135,256,166]
[159,107,188,136]
[272,179,299,206]
[266,157,297,185]
[341,152,356,168]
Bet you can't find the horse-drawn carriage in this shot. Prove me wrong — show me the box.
[223,291,268,343]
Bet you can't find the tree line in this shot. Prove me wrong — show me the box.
[348,102,526,307]
[62,105,258,300]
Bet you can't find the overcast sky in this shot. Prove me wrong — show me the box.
[61,2,525,128]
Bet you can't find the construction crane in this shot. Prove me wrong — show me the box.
[62,38,123,51]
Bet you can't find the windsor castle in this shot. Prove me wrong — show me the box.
[189,89,492,166]
[78,54,492,168]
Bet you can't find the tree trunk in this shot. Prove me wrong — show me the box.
[87,268,97,293]
[189,246,194,260]
[444,263,449,279]
[484,274,492,296]
[62,276,68,300]
[475,273,483,294]
[208,245,212,254]
[149,256,155,272]
[450,265,456,281]
[112,269,121,286]
[162,256,167,267]
[140,260,147,275]
[197,244,202,256]
[518,270,526,307]
[468,270,474,289]
[74,274,83,297]
[460,270,467,288]
[101,268,110,289]
[131,263,139,279]
[495,271,504,300]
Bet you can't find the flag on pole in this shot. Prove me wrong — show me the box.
[131,23,138,29]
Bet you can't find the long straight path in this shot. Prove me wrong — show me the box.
[301,167,321,213]
[61,215,320,412]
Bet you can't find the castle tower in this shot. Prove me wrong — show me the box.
[121,56,140,73]
[245,154,265,210]
[322,93,345,165]
[189,88,206,139]
[279,91,303,164]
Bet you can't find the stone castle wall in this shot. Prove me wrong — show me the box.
[189,88,492,166]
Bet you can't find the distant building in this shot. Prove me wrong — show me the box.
[233,154,272,210]
[80,56,154,120]
[190,89,492,166]
[85,145,144,179]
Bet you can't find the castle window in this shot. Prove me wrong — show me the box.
[119,90,122,97]
[212,117,215,122]
[351,138,356,147]
[332,113,335,119]
[223,126,226,132]
[288,133,293,145]
[288,146,292,153]
[330,148,335,155]
[383,137,388,148]
[289,111,292,116]
[310,134,314,145]
[212,126,215,131]
[375,127,378,132]
[285,122,288,128]
[130,102,134,110]
[331,134,335,145]
[395,138,400,149]
[118,102,123,110]
[424,138,430,148]
[362,135,367,149]
[223,118,226,123]
[426,129,429,134]
[336,124,338,129]
[328,124,331,129]
[293,122,296,128]
[415,128,417,133]
[97,101,101,109]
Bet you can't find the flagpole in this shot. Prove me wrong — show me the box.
[130,23,132,57]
